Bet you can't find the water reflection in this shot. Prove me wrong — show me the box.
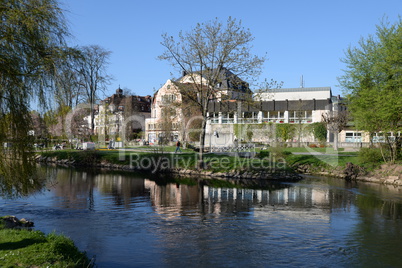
[44,167,150,211]
[2,166,402,267]
[41,166,402,227]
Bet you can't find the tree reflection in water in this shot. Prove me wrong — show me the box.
[2,166,402,267]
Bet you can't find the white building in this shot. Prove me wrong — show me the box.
[89,88,152,143]
[145,68,251,144]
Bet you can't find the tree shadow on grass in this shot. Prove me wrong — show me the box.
[0,238,45,250]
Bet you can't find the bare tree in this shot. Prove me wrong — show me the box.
[159,17,265,168]
[322,111,348,151]
[70,108,91,140]
[54,48,85,109]
[159,105,176,145]
[30,111,48,139]
[76,45,112,136]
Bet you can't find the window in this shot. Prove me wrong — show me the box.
[289,110,313,123]
[345,132,362,142]
[161,94,176,103]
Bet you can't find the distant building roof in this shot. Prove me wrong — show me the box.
[98,87,152,112]
[254,87,332,101]
[270,87,331,93]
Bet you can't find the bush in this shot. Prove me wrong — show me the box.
[256,150,270,159]
[310,122,327,143]
[358,148,384,167]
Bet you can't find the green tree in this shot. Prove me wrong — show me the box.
[339,18,402,162]
[310,122,327,144]
[159,17,265,168]
[275,123,295,144]
[0,0,69,196]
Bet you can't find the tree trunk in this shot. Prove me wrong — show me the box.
[198,117,207,169]
[297,122,302,147]
[395,136,401,161]
[333,131,339,151]
[369,132,374,148]
[90,104,95,138]
[387,136,395,163]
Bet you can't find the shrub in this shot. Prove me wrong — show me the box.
[256,150,270,159]
[310,122,327,143]
[275,123,295,142]
[358,148,384,167]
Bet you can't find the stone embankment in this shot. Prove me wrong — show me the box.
[1,216,34,229]
[36,155,302,182]
[355,164,402,186]
[292,162,402,186]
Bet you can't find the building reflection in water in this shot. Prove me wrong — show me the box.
[48,167,402,221]
[144,179,333,223]
[50,168,149,211]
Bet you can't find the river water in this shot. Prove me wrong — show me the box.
[1,166,402,268]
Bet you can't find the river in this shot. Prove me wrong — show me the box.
[1,165,402,267]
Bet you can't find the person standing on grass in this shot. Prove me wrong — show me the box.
[175,140,182,153]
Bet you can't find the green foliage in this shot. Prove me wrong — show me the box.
[0,0,70,197]
[285,152,359,168]
[233,124,241,139]
[358,148,384,169]
[256,150,270,159]
[275,123,295,142]
[310,122,327,143]
[339,18,402,162]
[246,130,253,141]
[269,147,292,159]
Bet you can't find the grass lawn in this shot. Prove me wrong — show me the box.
[40,148,289,173]
[284,153,360,168]
[0,220,92,267]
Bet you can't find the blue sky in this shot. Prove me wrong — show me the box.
[61,0,401,98]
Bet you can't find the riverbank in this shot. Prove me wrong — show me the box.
[35,149,303,182]
[0,216,93,267]
[286,150,402,186]
[35,147,402,186]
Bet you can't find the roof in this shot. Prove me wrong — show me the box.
[270,87,331,93]
[177,67,251,93]
[254,87,333,101]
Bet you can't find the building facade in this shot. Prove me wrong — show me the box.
[145,69,251,144]
[204,87,341,146]
[92,88,152,142]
